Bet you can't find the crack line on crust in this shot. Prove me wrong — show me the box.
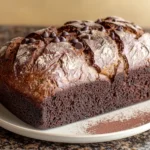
[58,22,120,80]
[100,17,145,78]
[110,31,129,76]
[3,38,24,77]
[58,24,103,75]
[101,21,144,38]
[102,28,129,79]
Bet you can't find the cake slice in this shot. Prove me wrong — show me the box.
[0,16,150,129]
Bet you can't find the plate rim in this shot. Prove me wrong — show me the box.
[1,101,150,143]
[1,115,150,143]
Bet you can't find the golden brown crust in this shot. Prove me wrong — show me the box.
[1,16,150,102]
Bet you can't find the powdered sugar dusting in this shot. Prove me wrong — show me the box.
[75,100,150,134]
[34,42,74,72]
[16,44,31,65]
[35,53,51,70]
[98,102,150,123]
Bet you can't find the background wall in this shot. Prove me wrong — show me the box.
[0,0,149,27]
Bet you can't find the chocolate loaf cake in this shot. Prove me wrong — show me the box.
[0,16,150,129]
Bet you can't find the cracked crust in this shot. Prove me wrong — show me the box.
[0,16,150,102]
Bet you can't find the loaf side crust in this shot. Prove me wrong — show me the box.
[1,16,150,129]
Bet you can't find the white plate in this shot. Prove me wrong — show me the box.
[0,101,150,143]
